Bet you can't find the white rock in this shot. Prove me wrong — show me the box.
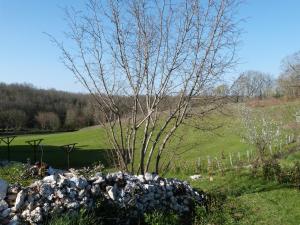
[107,185,117,200]
[70,177,88,189]
[43,203,50,214]
[144,173,154,181]
[190,174,202,180]
[47,167,63,175]
[43,175,56,183]
[0,199,8,211]
[1,207,11,217]
[30,207,43,223]
[21,209,30,219]
[56,190,64,199]
[14,190,26,211]
[8,215,19,225]
[57,175,68,187]
[78,189,86,199]
[66,202,79,209]
[0,179,8,200]
[91,184,100,196]
[137,175,145,183]
[2,169,206,222]
[93,176,104,184]
[40,183,54,198]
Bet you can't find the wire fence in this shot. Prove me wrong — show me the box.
[168,134,298,175]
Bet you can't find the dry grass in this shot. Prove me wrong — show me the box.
[246,97,292,108]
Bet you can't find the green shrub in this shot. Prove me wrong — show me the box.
[0,163,34,186]
[262,159,281,181]
[291,161,300,189]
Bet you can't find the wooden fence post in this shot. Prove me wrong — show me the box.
[215,157,224,176]
[207,155,212,174]
[246,150,250,163]
[197,157,201,173]
[229,153,233,168]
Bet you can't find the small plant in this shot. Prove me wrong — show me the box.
[0,163,34,186]
[144,211,180,225]
[48,209,97,225]
[262,159,281,181]
[192,191,245,225]
[73,161,104,178]
[291,161,300,189]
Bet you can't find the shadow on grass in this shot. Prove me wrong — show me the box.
[0,145,112,169]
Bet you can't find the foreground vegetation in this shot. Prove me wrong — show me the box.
[1,158,299,225]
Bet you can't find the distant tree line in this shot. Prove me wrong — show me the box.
[0,83,96,131]
[0,83,190,132]
[213,50,300,101]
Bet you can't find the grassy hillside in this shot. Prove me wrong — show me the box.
[1,100,299,169]
[0,106,251,169]
[1,99,300,224]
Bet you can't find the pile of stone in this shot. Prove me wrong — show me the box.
[0,171,206,225]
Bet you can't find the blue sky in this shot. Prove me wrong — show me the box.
[0,0,300,93]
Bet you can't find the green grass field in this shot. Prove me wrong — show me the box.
[1,100,297,170]
[188,170,300,225]
[0,127,110,168]
[0,105,252,169]
[1,100,300,224]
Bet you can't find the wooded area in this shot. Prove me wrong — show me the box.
[0,83,95,131]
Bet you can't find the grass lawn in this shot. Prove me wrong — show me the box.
[0,105,252,169]
[0,127,110,168]
[185,170,300,225]
[1,100,299,170]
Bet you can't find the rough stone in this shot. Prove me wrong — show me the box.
[190,174,202,180]
[0,200,8,211]
[1,167,206,224]
[29,207,43,223]
[43,175,56,183]
[1,207,11,218]
[8,215,19,225]
[14,190,26,211]
[0,179,8,201]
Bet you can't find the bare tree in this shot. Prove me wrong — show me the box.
[53,0,241,174]
[278,51,300,97]
[0,109,27,130]
[35,112,60,130]
[213,84,230,96]
[232,70,273,101]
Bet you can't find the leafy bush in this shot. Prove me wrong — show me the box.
[291,161,300,189]
[0,163,34,186]
[71,162,104,178]
[262,159,281,181]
